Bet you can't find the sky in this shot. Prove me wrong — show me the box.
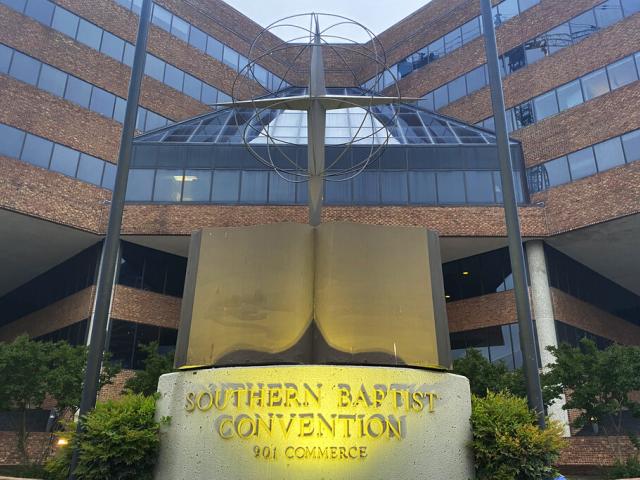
[222,0,432,43]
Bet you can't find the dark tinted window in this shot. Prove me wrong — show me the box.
[352,171,380,204]
[25,0,55,24]
[268,172,296,204]
[126,169,155,201]
[513,102,534,128]
[183,74,202,99]
[76,153,104,185]
[51,7,79,37]
[206,37,224,60]
[622,130,640,163]
[533,90,558,120]
[556,80,583,110]
[89,88,116,118]
[436,171,465,204]
[21,133,53,168]
[144,54,165,82]
[466,66,486,93]
[594,0,623,28]
[188,26,207,51]
[502,45,526,74]
[594,137,625,172]
[0,124,25,158]
[607,56,638,89]
[448,76,467,103]
[380,171,408,204]
[0,44,12,74]
[151,4,172,31]
[171,16,190,42]
[581,68,610,100]
[544,156,571,187]
[64,76,92,107]
[49,143,79,176]
[163,63,184,91]
[76,19,102,50]
[102,162,116,189]
[37,64,67,97]
[568,147,597,180]
[100,32,125,62]
[408,171,437,204]
[211,170,240,202]
[9,51,40,85]
[240,170,268,203]
[465,171,495,203]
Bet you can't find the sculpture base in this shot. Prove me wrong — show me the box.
[154,365,474,479]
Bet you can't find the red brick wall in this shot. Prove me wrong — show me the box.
[0,431,55,466]
[558,435,638,469]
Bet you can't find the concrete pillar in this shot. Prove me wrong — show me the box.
[526,240,571,436]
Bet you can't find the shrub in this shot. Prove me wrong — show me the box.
[45,394,167,480]
[124,342,174,396]
[610,457,640,479]
[471,391,566,480]
[453,348,526,398]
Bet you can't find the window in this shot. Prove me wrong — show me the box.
[222,47,239,70]
[465,171,495,203]
[496,0,519,23]
[64,76,92,107]
[594,0,623,29]
[153,169,183,201]
[21,133,52,168]
[543,156,571,187]
[436,171,465,204]
[594,137,626,172]
[380,171,408,204]
[448,76,467,103]
[100,32,125,62]
[37,64,67,97]
[126,169,155,201]
[352,171,380,204]
[51,7,79,38]
[89,88,116,118]
[408,171,437,204]
[569,9,597,42]
[145,111,166,131]
[622,0,640,15]
[502,45,526,74]
[428,37,445,60]
[607,56,638,89]
[325,180,351,204]
[461,17,481,44]
[433,85,448,109]
[0,44,12,74]
[25,0,55,25]
[180,170,211,201]
[581,68,610,100]
[211,170,240,202]
[76,19,102,50]
[524,37,546,65]
[622,130,640,163]
[466,65,486,93]
[9,51,40,85]
[513,101,534,128]
[151,4,172,31]
[49,143,79,176]
[268,172,296,204]
[206,36,224,61]
[123,43,135,67]
[568,147,597,180]
[556,80,583,111]
[76,153,104,185]
[113,97,126,123]
[518,0,539,10]
[0,124,25,158]
[240,170,268,203]
[444,29,462,53]
[533,90,558,120]
[201,84,218,104]
[546,23,572,54]
[144,54,165,82]
[163,63,184,91]
[183,74,202,99]
[170,16,190,42]
[102,163,116,189]
[189,26,207,52]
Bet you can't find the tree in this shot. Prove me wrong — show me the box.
[542,338,640,435]
[124,342,174,396]
[453,348,527,398]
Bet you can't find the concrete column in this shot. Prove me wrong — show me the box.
[526,240,571,436]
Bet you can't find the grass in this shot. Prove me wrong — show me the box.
[0,464,46,478]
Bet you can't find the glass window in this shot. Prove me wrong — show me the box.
[433,85,448,109]
[170,15,190,42]
[420,92,435,111]
[183,74,202,99]
[325,180,351,205]
[102,162,116,190]
[503,45,526,74]
[622,130,640,163]
[594,0,623,29]
[153,169,183,202]
[466,65,486,93]
[200,84,218,104]
[408,171,437,204]
[437,171,465,204]
[594,136,625,172]
[497,0,519,23]
[182,170,211,201]
[100,32,125,62]
[465,171,495,203]
[352,171,380,204]
[622,0,640,15]
[113,97,126,123]
[568,147,597,180]
[51,7,79,38]
[76,19,103,50]
[581,68,610,100]
[444,29,462,53]
[513,101,534,128]
[569,9,597,42]
[25,0,55,25]
[268,172,296,204]
[543,156,571,187]
[240,170,268,203]
[64,76,92,107]
[461,17,481,44]
[556,80,583,111]
[533,90,558,120]
[524,37,546,65]
[222,47,239,70]
[151,4,172,31]
[380,171,408,204]
[163,63,184,91]
[144,111,166,131]
[448,76,467,103]
[189,26,207,52]
[206,36,224,60]
[9,51,40,85]
[428,37,445,60]
[607,56,638,89]
[89,88,116,118]
[211,170,240,202]
[0,44,12,74]
[76,153,104,185]
[0,124,25,158]
[518,0,539,11]
[144,54,165,82]
[37,64,67,97]
[546,23,572,54]
[126,169,155,201]
[49,143,79,176]
[123,42,135,67]
[21,133,52,167]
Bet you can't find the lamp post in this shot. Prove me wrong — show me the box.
[67,0,153,477]
[479,0,546,427]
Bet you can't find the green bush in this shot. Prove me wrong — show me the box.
[611,457,640,479]
[453,348,527,398]
[124,342,174,396]
[45,394,167,480]
[471,391,566,480]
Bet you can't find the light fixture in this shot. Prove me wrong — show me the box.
[173,175,198,182]
[445,294,451,299]
[462,271,470,276]
[56,438,69,447]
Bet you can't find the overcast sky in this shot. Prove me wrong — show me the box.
[223,0,432,42]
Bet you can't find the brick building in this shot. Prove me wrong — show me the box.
[0,0,639,471]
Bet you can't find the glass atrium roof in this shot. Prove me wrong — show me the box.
[135,87,501,146]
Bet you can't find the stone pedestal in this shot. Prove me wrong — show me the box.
[154,365,474,479]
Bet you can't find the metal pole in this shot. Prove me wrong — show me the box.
[480,0,545,427]
[68,0,152,477]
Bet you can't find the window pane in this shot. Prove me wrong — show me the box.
[461,17,481,44]
[546,23,572,54]
[182,170,211,201]
[76,19,102,50]
[380,171,408,204]
[513,101,534,128]
[9,51,40,85]
[25,0,55,25]
[163,63,184,91]
[622,130,640,163]
[594,0,623,28]
[51,7,79,38]
[444,29,462,53]
[0,44,12,74]
[183,74,202,99]
[64,76,92,107]
[568,147,597,180]
[211,170,240,202]
[151,4,172,31]
[100,31,124,61]
[201,84,218,104]
[533,90,558,120]
[0,124,25,158]
[153,169,183,202]
[352,171,380,204]
[569,9,597,42]
[518,0,539,11]
[429,37,445,60]
[465,171,495,203]
[189,26,207,52]
[144,111,166,131]
[76,153,104,185]
[556,80,583,111]
[170,15,189,42]
[543,156,571,187]
[622,0,640,15]
[144,54,165,82]
[126,169,155,201]
[497,0,519,23]
[581,68,610,100]
[37,64,67,97]
[123,42,135,67]
[437,171,465,204]
[268,172,296,203]
[408,171,437,204]
[466,65,486,93]
[240,170,268,203]
[433,85,448,109]
[607,56,638,89]
[50,143,79,176]
[89,88,116,118]
[503,45,526,74]
[222,47,239,70]
[102,162,116,189]
[21,133,52,167]
[448,76,467,103]
[113,97,126,123]
[206,36,224,60]
[594,136,625,172]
